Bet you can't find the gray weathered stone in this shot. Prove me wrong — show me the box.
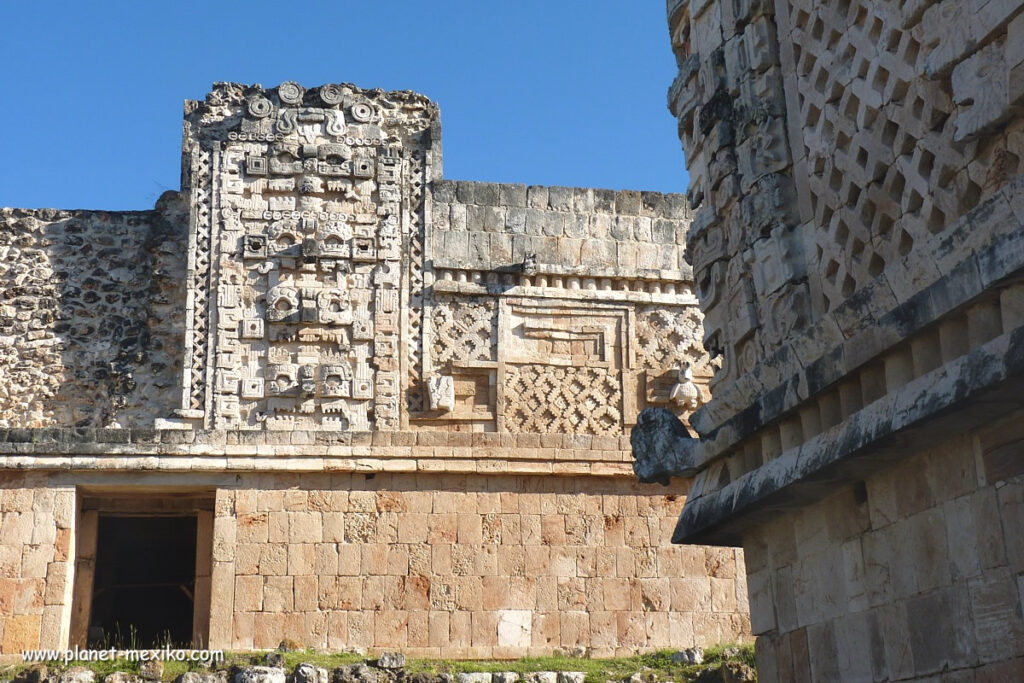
[58,669,95,683]
[631,408,698,483]
[235,668,285,683]
[374,653,405,670]
[293,665,328,683]
[455,675,491,683]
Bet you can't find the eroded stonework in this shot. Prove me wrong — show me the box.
[166,82,709,439]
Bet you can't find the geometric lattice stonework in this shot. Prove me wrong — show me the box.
[634,305,708,374]
[431,297,496,366]
[788,0,983,312]
[503,364,621,435]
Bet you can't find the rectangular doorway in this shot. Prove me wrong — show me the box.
[72,489,215,649]
[91,515,197,647]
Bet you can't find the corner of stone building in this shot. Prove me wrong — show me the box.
[661,0,1024,678]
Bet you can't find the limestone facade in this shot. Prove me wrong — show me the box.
[662,0,1024,679]
[0,82,749,655]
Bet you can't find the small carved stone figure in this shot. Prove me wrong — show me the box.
[669,361,702,411]
[426,375,455,412]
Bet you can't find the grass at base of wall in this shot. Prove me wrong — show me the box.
[1,645,756,683]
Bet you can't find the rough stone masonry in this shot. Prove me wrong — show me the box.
[0,81,749,656]
[655,0,1024,680]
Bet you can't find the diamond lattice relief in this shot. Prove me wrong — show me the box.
[504,365,622,435]
[635,306,708,373]
[791,0,982,311]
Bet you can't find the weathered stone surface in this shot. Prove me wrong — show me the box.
[105,674,143,683]
[631,408,698,483]
[0,79,750,660]
[454,674,491,683]
[139,661,163,681]
[235,667,285,683]
[175,673,227,683]
[665,0,1024,678]
[670,647,704,665]
[521,674,557,683]
[374,653,404,670]
[0,204,186,429]
[333,666,376,683]
[294,664,328,683]
[58,669,96,683]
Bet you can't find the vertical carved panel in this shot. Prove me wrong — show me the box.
[181,83,437,429]
[405,151,427,417]
[185,149,213,413]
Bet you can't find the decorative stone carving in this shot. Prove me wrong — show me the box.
[504,365,622,435]
[318,83,345,106]
[669,362,703,411]
[431,297,496,366]
[635,306,708,373]
[277,81,304,105]
[180,82,437,429]
[426,375,455,412]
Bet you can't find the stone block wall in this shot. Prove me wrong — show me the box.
[0,199,187,429]
[660,0,1024,678]
[744,421,1024,681]
[0,465,751,656]
[429,181,691,276]
[0,474,74,653]
[209,472,750,657]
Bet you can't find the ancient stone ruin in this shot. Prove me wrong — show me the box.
[654,0,1024,679]
[0,82,750,655]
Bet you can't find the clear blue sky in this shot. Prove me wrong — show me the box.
[0,1,689,211]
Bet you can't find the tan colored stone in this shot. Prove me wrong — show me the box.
[263,576,293,612]
[234,575,263,612]
[2,613,40,652]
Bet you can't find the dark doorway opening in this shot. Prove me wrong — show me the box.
[89,515,197,648]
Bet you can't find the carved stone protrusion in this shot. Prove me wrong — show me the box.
[426,375,455,412]
[670,362,703,411]
[630,407,699,485]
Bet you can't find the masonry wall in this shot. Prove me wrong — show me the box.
[744,416,1024,681]
[214,471,749,657]
[430,181,691,276]
[0,474,74,653]
[0,198,187,429]
[0,467,750,655]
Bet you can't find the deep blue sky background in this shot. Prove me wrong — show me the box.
[0,1,688,211]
